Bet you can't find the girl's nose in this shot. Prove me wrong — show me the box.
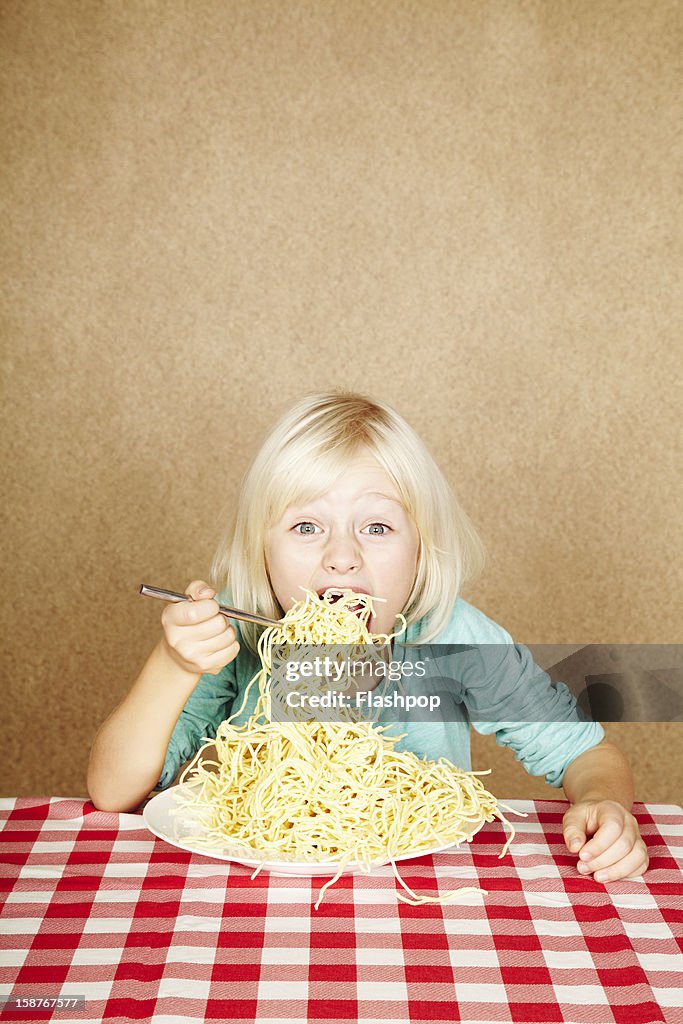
[323,534,361,573]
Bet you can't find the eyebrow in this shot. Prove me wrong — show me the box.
[365,491,403,506]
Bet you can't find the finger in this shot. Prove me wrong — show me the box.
[577,819,643,872]
[170,622,236,665]
[577,833,638,874]
[577,815,624,862]
[173,597,221,626]
[185,580,216,600]
[185,616,236,643]
[565,832,586,854]
[562,810,588,854]
[589,843,650,884]
[198,629,239,656]
[175,634,240,674]
[200,639,241,675]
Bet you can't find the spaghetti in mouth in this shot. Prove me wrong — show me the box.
[317,587,372,624]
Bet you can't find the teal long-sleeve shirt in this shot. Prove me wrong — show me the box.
[155,594,604,791]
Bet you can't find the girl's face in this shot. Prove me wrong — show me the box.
[265,450,420,638]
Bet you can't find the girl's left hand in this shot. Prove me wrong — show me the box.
[562,799,649,882]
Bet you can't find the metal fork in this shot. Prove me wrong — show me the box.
[139,584,280,627]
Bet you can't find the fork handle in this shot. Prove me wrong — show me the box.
[139,584,279,627]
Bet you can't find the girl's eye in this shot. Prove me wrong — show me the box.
[364,523,391,535]
[293,522,320,535]
[291,521,391,536]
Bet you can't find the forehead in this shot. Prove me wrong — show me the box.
[288,454,402,508]
[330,453,396,486]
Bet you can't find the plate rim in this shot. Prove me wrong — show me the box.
[142,783,486,876]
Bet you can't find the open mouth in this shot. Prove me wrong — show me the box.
[317,588,373,628]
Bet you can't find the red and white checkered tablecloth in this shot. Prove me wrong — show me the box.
[0,797,681,1024]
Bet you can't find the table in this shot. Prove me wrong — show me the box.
[1,798,681,1024]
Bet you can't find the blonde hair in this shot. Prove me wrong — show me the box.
[210,390,486,655]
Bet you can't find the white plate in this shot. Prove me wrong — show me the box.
[143,784,485,877]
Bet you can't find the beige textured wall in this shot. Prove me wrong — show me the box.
[2,1,681,802]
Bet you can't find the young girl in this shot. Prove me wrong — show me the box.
[88,390,649,883]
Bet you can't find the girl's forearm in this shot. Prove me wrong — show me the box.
[561,739,635,809]
[87,641,200,812]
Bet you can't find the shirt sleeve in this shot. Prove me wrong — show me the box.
[454,641,605,787]
[155,657,239,791]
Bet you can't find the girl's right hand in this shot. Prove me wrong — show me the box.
[160,579,240,676]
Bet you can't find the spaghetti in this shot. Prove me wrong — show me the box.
[172,588,516,908]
